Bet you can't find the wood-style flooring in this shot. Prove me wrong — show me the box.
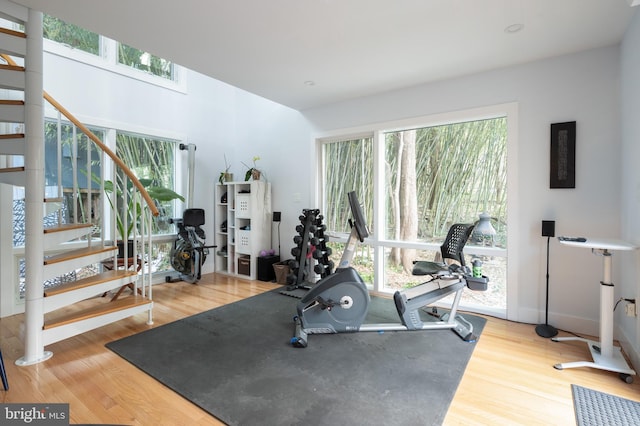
[1,273,639,425]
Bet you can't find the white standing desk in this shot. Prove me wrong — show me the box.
[553,237,637,382]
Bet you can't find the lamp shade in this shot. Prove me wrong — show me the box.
[475,212,496,236]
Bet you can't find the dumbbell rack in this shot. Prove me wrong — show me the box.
[286,209,333,291]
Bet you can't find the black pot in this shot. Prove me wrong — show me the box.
[117,240,135,258]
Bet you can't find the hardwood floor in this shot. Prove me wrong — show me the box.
[1,273,639,425]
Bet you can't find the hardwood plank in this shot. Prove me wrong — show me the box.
[1,273,639,425]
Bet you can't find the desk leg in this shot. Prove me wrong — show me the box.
[600,250,613,358]
[551,249,636,381]
[552,335,634,376]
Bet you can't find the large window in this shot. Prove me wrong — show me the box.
[384,119,507,243]
[320,112,509,316]
[14,121,105,248]
[14,125,182,299]
[14,120,107,298]
[43,15,100,55]
[44,120,104,230]
[115,132,178,232]
[321,136,375,285]
[42,15,178,83]
[322,137,374,233]
[118,43,174,80]
[116,132,179,272]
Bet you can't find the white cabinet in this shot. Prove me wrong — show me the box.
[215,181,271,279]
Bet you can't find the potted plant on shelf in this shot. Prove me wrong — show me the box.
[242,156,262,181]
[218,154,233,184]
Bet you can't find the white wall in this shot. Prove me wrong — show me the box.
[44,54,189,138]
[620,10,640,368]
[303,45,623,338]
[42,50,313,278]
[186,71,313,269]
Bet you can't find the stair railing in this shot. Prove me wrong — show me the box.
[0,54,158,215]
[2,52,159,294]
[43,90,158,296]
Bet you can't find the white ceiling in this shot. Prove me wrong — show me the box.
[10,0,638,110]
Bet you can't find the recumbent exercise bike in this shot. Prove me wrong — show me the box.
[291,191,488,348]
[165,208,215,284]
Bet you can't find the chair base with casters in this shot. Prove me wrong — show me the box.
[290,191,489,348]
[165,208,216,284]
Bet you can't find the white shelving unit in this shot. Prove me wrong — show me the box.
[215,181,271,279]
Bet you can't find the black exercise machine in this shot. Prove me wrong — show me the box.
[165,208,215,284]
[291,191,488,348]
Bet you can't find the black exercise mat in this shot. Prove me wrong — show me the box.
[107,289,485,425]
[572,384,640,426]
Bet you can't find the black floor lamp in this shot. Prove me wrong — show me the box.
[536,220,558,338]
[273,211,281,257]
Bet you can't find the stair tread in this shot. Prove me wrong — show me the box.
[0,28,26,38]
[44,245,117,265]
[0,99,24,105]
[44,270,137,297]
[43,295,152,330]
[44,197,64,203]
[0,133,24,139]
[44,222,94,234]
[0,166,24,173]
[0,63,24,72]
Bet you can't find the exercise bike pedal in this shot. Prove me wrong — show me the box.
[290,337,307,348]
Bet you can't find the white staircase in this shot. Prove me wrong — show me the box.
[0,3,154,365]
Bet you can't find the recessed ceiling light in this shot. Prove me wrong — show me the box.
[504,23,524,34]
[304,80,315,86]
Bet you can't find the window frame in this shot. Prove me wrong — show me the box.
[315,103,518,320]
[42,25,186,93]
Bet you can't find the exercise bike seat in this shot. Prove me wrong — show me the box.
[412,260,449,276]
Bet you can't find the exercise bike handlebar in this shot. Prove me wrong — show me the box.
[347,191,369,242]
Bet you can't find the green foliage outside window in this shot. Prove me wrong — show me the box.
[43,15,100,55]
[116,133,178,228]
[118,43,173,80]
[386,117,507,244]
[323,138,374,234]
[322,117,507,246]
[42,15,174,81]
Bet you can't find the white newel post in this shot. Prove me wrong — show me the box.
[17,9,52,366]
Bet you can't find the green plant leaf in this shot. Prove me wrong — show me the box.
[146,186,185,202]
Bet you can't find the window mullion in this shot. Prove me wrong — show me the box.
[373,130,385,292]
[102,36,116,66]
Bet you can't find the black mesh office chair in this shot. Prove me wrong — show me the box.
[412,223,475,276]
